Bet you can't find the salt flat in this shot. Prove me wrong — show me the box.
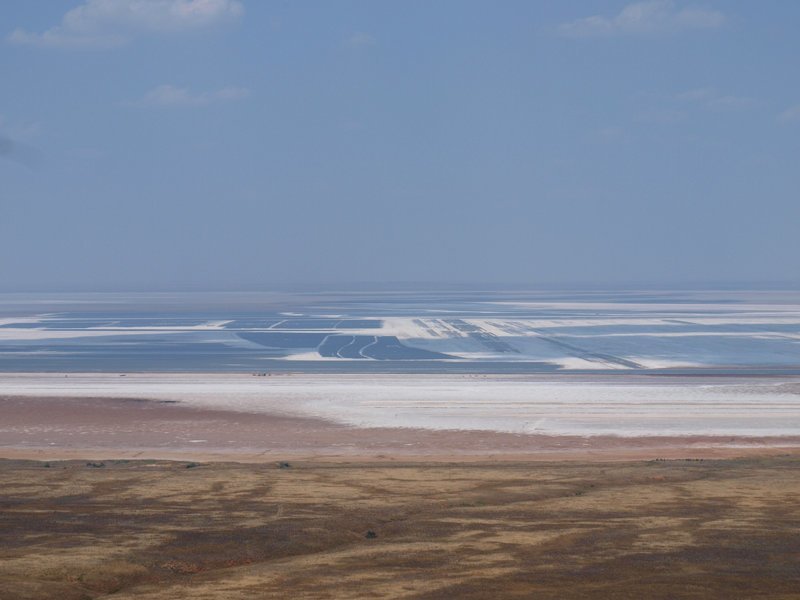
[2,372,799,438]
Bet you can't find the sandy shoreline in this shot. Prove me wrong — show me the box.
[2,394,800,463]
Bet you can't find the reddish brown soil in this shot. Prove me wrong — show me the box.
[2,395,799,462]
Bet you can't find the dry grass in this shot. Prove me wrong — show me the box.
[1,456,800,599]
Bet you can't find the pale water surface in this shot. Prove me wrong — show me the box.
[1,290,799,374]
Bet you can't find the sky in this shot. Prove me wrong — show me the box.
[1,0,799,291]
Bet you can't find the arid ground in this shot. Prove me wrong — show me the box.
[3,394,800,462]
[2,391,800,599]
[2,456,800,599]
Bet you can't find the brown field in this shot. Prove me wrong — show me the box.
[2,456,800,599]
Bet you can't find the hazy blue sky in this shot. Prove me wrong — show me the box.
[1,0,799,290]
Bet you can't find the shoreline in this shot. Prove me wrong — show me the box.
[4,447,800,464]
[3,393,800,463]
[4,372,800,463]
[2,371,800,436]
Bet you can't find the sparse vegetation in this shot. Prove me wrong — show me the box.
[1,457,799,599]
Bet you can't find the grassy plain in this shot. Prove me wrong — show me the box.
[2,456,799,599]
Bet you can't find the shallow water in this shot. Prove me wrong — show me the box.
[1,290,799,373]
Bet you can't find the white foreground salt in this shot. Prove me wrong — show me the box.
[1,373,799,438]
